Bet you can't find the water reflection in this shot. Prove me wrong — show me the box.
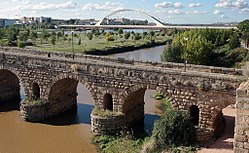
[109,45,164,62]
[41,103,94,126]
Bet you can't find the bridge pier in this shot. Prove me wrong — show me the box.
[234,81,249,153]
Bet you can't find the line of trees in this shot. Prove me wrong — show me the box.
[161,19,249,68]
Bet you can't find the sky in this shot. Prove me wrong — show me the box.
[0,0,248,24]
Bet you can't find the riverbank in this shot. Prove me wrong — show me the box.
[85,40,169,55]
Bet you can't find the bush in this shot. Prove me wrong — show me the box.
[91,108,123,117]
[151,91,165,100]
[93,133,149,153]
[152,109,196,147]
[22,97,46,105]
[18,41,26,48]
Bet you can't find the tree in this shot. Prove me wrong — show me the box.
[87,33,93,40]
[238,19,249,48]
[117,28,123,35]
[51,35,56,47]
[30,31,38,41]
[78,38,81,45]
[185,36,213,65]
[40,29,49,45]
[229,33,240,49]
[161,42,182,63]
[149,31,155,42]
[18,32,28,42]
[124,32,130,40]
[134,33,141,44]
[18,41,26,48]
[104,32,114,43]
[142,31,148,39]
[6,27,18,46]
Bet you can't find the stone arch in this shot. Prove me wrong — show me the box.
[103,93,113,111]
[0,68,24,102]
[46,74,95,103]
[121,84,147,112]
[189,105,199,126]
[32,82,40,99]
[48,77,79,115]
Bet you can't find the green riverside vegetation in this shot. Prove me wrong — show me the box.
[161,19,249,68]
[93,93,198,153]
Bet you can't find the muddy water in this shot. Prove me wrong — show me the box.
[0,84,97,153]
[0,86,162,153]
[0,46,164,153]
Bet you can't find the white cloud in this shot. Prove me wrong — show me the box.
[5,1,78,12]
[221,14,225,18]
[155,2,183,8]
[188,3,201,8]
[82,2,123,11]
[213,9,223,14]
[168,9,184,15]
[186,10,208,14]
[215,0,249,12]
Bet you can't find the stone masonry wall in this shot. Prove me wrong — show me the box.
[0,48,246,142]
[91,114,126,135]
[234,81,249,153]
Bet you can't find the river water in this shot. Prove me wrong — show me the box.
[0,45,164,153]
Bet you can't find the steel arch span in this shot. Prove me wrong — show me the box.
[95,9,165,27]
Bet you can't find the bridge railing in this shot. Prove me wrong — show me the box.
[0,47,243,76]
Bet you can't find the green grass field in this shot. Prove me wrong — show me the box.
[28,33,169,53]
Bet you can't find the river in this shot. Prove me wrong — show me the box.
[0,45,165,153]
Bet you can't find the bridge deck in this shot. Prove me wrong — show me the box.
[0,47,245,82]
[59,24,237,30]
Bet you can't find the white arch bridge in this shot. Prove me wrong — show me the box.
[59,9,236,30]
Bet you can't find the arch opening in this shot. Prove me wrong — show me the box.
[0,70,21,103]
[32,83,40,99]
[189,105,199,126]
[103,94,113,111]
[48,78,79,115]
[46,78,95,125]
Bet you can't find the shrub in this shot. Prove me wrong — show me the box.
[91,107,123,117]
[93,133,149,153]
[151,91,165,100]
[22,97,46,105]
[152,109,196,148]
[18,41,26,48]
[71,64,81,72]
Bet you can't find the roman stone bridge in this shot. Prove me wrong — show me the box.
[0,47,247,145]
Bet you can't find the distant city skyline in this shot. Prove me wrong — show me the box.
[0,0,248,24]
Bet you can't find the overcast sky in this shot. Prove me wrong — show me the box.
[0,0,248,24]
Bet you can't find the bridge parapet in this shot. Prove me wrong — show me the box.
[0,51,245,97]
[0,47,243,76]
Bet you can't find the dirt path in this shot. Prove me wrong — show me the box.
[198,106,235,153]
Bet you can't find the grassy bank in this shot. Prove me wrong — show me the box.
[27,32,171,54]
